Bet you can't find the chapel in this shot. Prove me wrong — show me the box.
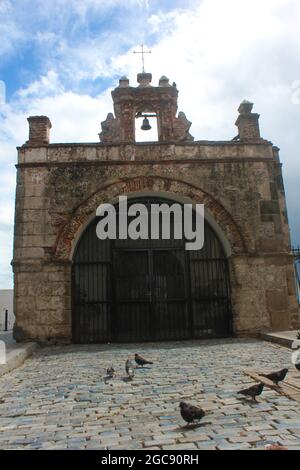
[12,71,300,343]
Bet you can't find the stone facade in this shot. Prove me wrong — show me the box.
[12,73,299,343]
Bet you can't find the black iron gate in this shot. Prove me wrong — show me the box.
[72,197,232,343]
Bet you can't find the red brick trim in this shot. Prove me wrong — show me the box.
[53,175,247,259]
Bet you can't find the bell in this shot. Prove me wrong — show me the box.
[141,117,151,131]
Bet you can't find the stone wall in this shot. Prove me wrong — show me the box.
[13,140,300,343]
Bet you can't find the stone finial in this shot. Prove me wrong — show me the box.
[26,116,52,146]
[235,100,261,140]
[99,112,121,143]
[159,76,170,87]
[119,76,129,87]
[137,72,152,87]
[238,100,253,114]
[173,111,194,142]
[272,146,280,163]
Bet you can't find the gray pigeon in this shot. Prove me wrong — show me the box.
[134,353,153,367]
[179,401,205,424]
[238,382,264,402]
[106,367,115,378]
[125,359,134,380]
[261,368,288,385]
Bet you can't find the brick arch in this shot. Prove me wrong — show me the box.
[53,175,247,260]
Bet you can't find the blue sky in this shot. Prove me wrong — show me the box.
[0,0,300,288]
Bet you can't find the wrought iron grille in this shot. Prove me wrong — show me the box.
[72,197,233,343]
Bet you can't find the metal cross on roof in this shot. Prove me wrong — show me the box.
[133,44,151,73]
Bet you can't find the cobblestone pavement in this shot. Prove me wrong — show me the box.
[0,339,300,450]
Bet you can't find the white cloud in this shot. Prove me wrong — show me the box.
[0,75,114,288]
[17,70,64,99]
[0,20,23,57]
[71,0,150,18]
[0,227,13,288]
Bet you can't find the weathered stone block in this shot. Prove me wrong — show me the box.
[266,290,289,312]
[260,200,280,214]
[256,238,284,252]
[23,147,47,163]
[39,309,70,325]
[22,197,44,210]
[270,310,291,330]
[20,247,45,258]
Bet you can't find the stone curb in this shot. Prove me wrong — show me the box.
[0,342,39,377]
[261,331,299,349]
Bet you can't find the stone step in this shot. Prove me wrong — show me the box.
[261,330,300,349]
[0,334,38,377]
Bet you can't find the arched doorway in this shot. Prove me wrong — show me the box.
[72,197,232,343]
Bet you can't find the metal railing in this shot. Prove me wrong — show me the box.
[292,246,300,304]
[1,309,13,332]
[292,246,300,258]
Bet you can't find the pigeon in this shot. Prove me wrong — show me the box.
[179,401,205,424]
[134,353,153,367]
[294,360,300,372]
[125,359,134,380]
[106,367,115,378]
[238,382,264,402]
[260,368,288,385]
[265,444,288,451]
